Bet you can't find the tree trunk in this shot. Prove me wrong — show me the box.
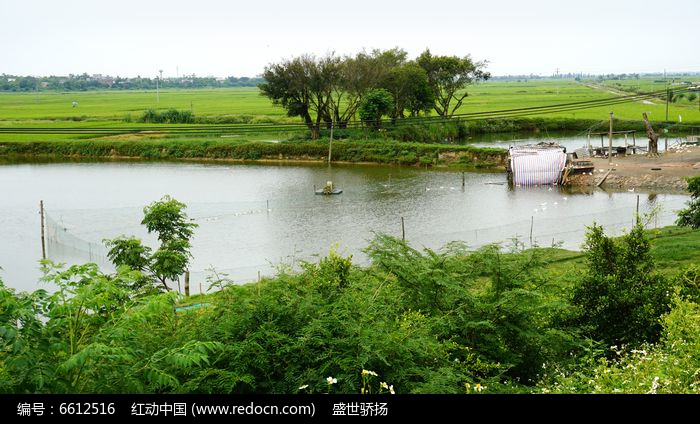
[642,112,659,157]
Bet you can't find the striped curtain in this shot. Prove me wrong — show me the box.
[511,149,567,186]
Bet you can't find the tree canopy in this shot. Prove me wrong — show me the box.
[258,48,489,136]
[416,49,490,118]
[105,195,197,291]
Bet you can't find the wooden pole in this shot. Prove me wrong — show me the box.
[258,270,261,282]
[587,134,591,153]
[401,217,405,241]
[636,195,640,225]
[40,200,46,260]
[199,282,203,296]
[529,216,534,247]
[184,270,190,297]
[461,172,465,188]
[328,121,334,163]
[608,112,614,166]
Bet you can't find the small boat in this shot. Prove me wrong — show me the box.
[315,180,343,195]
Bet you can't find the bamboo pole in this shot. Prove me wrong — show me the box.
[40,200,46,260]
[608,112,614,166]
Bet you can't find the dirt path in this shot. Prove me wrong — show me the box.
[575,145,700,191]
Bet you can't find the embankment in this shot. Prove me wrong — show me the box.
[0,139,507,169]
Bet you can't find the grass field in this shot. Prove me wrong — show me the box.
[1,78,698,144]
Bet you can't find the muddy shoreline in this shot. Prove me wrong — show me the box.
[568,145,700,191]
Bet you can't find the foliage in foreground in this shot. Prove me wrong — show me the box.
[1,222,699,394]
[677,175,700,229]
[567,223,671,347]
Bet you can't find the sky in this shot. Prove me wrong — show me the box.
[1,0,698,78]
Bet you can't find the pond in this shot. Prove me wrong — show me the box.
[0,159,689,292]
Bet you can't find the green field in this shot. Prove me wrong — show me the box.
[1,78,698,146]
[1,78,699,123]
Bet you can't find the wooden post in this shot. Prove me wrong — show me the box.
[401,217,405,241]
[642,112,659,157]
[529,216,534,247]
[636,195,640,225]
[587,134,591,153]
[328,121,334,163]
[199,282,203,296]
[461,172,465,188]
[257,270,261,282]
[40,200,46,260]
[266,199,270,213]
[608,112,614,166]
[624,132,628,155]
[184,270,190,297]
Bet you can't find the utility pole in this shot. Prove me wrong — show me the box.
[608,112,614,166]
[157,69,163,103]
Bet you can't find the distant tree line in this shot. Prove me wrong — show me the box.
[258,48,490,138]
[0,73,263,92]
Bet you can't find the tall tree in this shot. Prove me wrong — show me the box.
[381,63,434,119]
[328,48,407,127]
[417,49,490,117]
[259,54,337,139]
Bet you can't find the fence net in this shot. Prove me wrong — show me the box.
[44,194,688,293]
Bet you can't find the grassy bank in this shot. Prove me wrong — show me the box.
[0,138,508,168]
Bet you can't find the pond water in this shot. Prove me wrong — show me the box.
[466,132,684,153]
[0,158,690,293]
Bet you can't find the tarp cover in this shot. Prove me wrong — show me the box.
[510,148,566,186]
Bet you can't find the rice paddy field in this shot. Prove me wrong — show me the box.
[0,78,698,143]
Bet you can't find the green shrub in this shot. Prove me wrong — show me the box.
[677,175,700,229]
[568,223,672,347]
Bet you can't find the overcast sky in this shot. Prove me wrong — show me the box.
[2,0,698,78]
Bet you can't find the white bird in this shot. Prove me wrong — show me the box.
[627,188,635,192]
[563,197,568,201]
[426,187,431,191]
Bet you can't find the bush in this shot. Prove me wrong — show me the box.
[568,223,672,347]
[677,175,700,229]
[139,109,194,124]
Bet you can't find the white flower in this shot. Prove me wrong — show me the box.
[299,384,309,390]
[327,376,337,385]
[389,385,395,394]
[362,369,369,376]
[381,382,389,389]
